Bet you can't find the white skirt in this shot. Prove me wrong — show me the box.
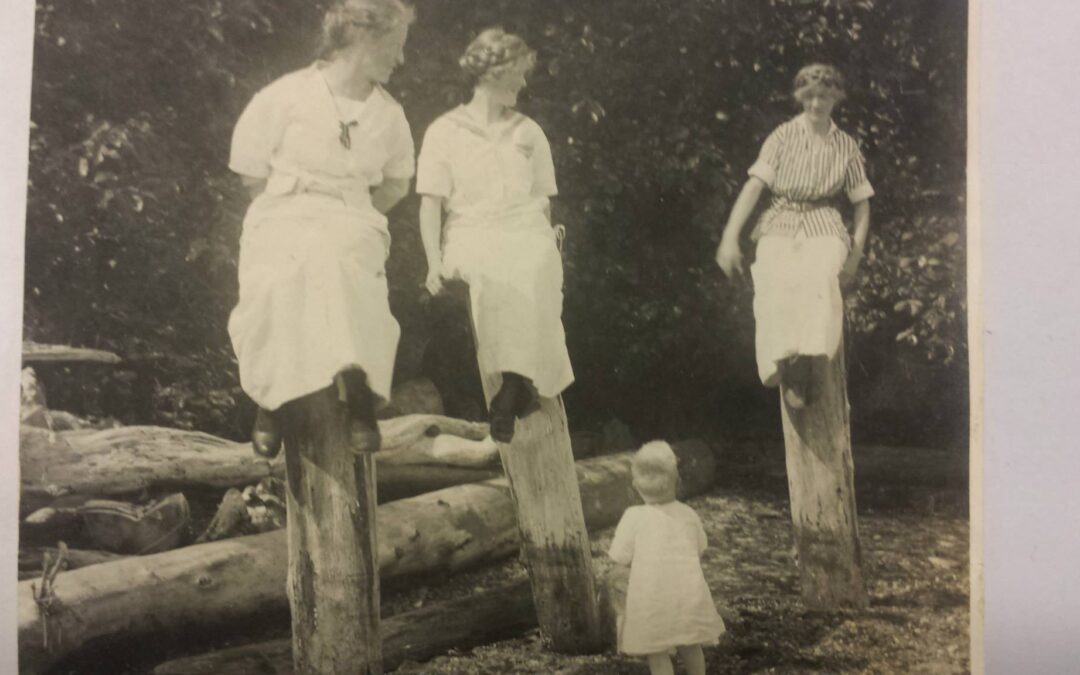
[442,211,574,400]
[750,234,848,387]
[228,196,399,410]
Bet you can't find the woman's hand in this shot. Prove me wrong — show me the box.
[425,260,446,296]
[838,247,863,288]
[715,238,745,280]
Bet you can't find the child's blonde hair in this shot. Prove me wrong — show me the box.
[631,440,679,503]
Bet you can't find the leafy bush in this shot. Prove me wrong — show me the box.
[23,0,967,445]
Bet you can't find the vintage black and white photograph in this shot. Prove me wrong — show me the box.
[13,0,971,673]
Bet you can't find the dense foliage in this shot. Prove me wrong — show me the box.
[23,0,968,446]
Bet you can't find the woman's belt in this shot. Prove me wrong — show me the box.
[264,167,372,210]
[446,199,550,230]
[769,196,839,213]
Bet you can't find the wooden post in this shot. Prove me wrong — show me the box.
[489,394,606,653]
[779,340,868,609]
[451,276,603,653]
[278,387,381,674]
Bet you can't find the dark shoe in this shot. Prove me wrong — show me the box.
[489,378,521,443]
[348,417,381,455]
[252,408,282,459]
[342,370,381,454]
[513,381,541,419]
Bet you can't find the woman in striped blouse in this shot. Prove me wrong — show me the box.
[716,64,874,408]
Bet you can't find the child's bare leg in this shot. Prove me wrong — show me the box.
[677,645,706,675]
[646,652,674,675]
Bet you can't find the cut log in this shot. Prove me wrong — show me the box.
[492,396,604,654]
[18,425,283,515]
[22,494,192,554]
[22,341,122,365]
[376,377,444,419]
[18,547,126,581]
[279,387,380,674]
[19,414,493,515]
[152,579,535,675]
[16,442,714,673]
[779,344,867,609]
[460,280,603,652]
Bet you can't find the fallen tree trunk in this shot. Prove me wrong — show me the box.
[17,442,715,673]
[20,415,494,515]
[152,579,535,675]
[22,342,122,365]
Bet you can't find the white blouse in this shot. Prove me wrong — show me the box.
[416,107,557,222]
[230,63,415,227]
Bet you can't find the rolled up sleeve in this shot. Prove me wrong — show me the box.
[383,105,416,180]
[747,128,784,187]
[416,122,452,199]
[844,150,875,203]
[229,87,288,179]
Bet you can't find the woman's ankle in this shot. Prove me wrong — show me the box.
[341,370,376,423]
[341,370,380,454]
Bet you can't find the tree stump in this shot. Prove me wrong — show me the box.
[278,387,380,674]
[779,341,868,609]
[493,395,605,653]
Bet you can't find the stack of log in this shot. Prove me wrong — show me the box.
[18,344,719,674]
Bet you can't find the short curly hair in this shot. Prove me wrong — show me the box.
[459,28,537,85]
[793,63,847,103]
[631,441,679,503]
[317,0,415,58]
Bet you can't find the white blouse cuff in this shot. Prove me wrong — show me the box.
[229,157,270,180]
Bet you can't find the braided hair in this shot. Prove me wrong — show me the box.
[459,28,536,86]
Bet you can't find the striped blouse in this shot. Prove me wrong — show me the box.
[748,114,874,248]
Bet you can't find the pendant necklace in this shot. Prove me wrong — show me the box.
[318,69,359,150]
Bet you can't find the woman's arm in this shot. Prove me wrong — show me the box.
[839,199,871,287]
[372,177,410,214]
[419,194,446,295]
[715,177,767,279]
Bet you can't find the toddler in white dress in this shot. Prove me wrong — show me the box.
[609,441,726,675]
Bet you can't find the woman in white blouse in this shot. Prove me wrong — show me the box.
[228,0,415,457]
[716,64,874,409]
[416,28,573,442]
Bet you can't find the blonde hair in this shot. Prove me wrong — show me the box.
[631,441,679,503]
[318,0,415,58]
[459,28,537,85]
[793,63,847,103]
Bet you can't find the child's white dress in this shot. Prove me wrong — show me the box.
[608,502,726,655]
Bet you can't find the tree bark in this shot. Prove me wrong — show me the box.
[16,443,715,673]
[151,579,535,675]
[279,388,380,674]
[17,548,126,581]
[779,343,867,609]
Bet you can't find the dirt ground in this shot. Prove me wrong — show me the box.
[380,465,969,675]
